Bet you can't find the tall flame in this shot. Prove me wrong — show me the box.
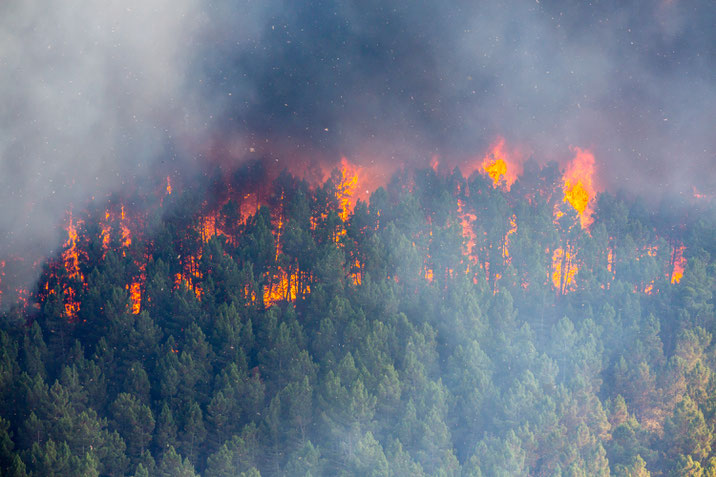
[61,213,84,319]
[334,157,360,222]
[62,214,83,282]
[562,147,597,228]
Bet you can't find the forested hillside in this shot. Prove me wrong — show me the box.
[0,159,715,476]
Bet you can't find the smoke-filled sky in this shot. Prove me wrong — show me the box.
[1,0,715,288]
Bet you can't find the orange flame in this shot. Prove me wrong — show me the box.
[552,247,578,293]
[166,176,172,195]
[334,157,360,222]
[63,214,82,280]
[479,138,522,189]
[457,199,477,256]
[100,210,111,251]
[263,269,298,306]
[503,214,517,259]
[120,205,132,248]
[562,147,597,228]
[671,245,686,284]
[128,281,141,314]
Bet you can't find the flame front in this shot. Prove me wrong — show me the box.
[562,147,597,228]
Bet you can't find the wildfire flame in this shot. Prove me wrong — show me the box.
[128,281,141,314]
[61,213,85,319]
[671,245,686,284]
[333,157,360,222]
[562,147,597,228]
[479,137,522,189]
[552,247,578,294]
[120,205,132,249]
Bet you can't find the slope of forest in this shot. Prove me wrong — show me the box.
[0,159,715,476]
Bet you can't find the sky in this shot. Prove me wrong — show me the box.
[0,0,715,297]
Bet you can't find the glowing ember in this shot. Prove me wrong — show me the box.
[166,176,172,195]
[671,245,686,284]
[562,147,597,228]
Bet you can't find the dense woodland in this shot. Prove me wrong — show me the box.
[1,160,715,476]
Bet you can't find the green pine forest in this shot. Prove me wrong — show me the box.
[1,161,716,476]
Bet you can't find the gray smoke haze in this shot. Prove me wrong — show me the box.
[0,0,213,297]
[1,0,715,301]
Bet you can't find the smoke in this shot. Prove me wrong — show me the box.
[1,0,714,303]
[199,0,716,194]
[0,0,211,298]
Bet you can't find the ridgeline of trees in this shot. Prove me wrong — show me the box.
[1,162,715,476]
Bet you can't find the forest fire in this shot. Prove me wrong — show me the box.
[671,245,686,284]
[333,158,359,222]
[62,214,83,282]
[562,147,597,228]
[478,138,522,189]
[552,247,578,294]
[128,281,141,314]
[3,149,693,320]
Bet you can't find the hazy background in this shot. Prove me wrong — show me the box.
[1,0,714,299]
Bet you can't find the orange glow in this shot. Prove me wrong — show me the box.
[503,214,517,259]
[275,192,285,259]
[552,247,578,293]
[457,199,477,256]
[263,269,298,306]
[351,259,362,285]
[62,214,83,282]
[430,155,440,172]
[312,156,388,222]
[166,176,172,195]
[100,210,111,251]
[478,138,523,189]
[128,281,141,314]
[562,147,598,228]
[671,245,686,284]
[334,157,360,222]
[60,213,84,320]
[120,205,132,248]
[64,287,80,319]
[174,272,203,300]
